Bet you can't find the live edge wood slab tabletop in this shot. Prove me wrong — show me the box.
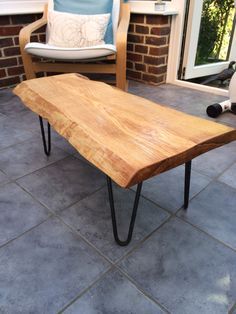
[14,73,236,189]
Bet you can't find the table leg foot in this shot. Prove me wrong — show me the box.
[106,176,143,246]
[39,116,51,156]
[184,160,192,209]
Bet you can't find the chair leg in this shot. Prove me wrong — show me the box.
[106,176,143,246]
[184,160,192,209]
[39,116,51,156]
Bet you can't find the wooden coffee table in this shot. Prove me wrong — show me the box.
[14,74,236,246]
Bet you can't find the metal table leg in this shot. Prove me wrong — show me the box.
[106,176,143,246]
[184,160,192,209]
[39,116,51,156]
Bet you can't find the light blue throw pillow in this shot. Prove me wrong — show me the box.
[54,0,114,44]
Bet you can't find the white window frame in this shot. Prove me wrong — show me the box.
[166,0,228,96]
[0,0,46,15]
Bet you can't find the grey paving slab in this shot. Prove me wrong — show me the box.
[10,110,41,134]
[192,141,236,178]
[0,88,28,117]
[0,217,110,314]
[59,185,169,262]
[0,170,10,187]
[218,162,236,190]
[0,183,50,246]
[17,156,105,211]
[52,130,78,155]
[136,165,211,213]
[119,218,236,314]
[0,115,34,150]
[178,181,236,250]
[64,269,165,314]
[0,137,68,179]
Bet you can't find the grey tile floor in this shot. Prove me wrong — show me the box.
[0,81,236,313]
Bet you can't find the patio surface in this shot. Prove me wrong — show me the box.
[0,80,236,313]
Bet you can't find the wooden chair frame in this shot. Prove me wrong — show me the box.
[19,2,130,90]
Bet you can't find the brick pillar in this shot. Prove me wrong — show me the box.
[127,14,171,85]
[0,14,45,89]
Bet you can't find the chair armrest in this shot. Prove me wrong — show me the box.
[116,3,131,51]
[19,18,47,49]
[19,5,48,53]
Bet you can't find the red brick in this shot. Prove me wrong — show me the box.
[128,24,134,33]
[0,26,22,36]
[136,25,149,34]
[7,65,25,76]
[14,37,19,45]
[127,70,142,80]
[0,57,17,67]
[4,46,21,57]
[146,36,166,46]
[149,46,169,56]
[0,16,11,25]
[144,56,165,66]
[0,69,6,78]
[11,15,36,24]
[18,57,23,65]
[31,35,39,42]
[148,65,167,75]
[39,34,46,42]
[0,76,20,88]
[135,63,146,72]
[151,27,170,36]
[128,34,144,44]
[127,61,134,69]
[127,53,142,62]
[34,25,46,33]
[135,45,148,54]
[142,74,165,84]
[130,14,144,24]
[0,37,13,48]
[127,43,134,52]
[146,15,169,25]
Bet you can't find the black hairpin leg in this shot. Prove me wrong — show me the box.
[39,116,51,156]
[106,176,143,246]
[184,160,192,209]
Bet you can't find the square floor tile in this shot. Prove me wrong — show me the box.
[138,165,211,213]
[120,218,236,314]
[52,130,78,155]
[59,185,169,262]
[178,181,236,250]
[17,156,105,211]
[0,217,110,313]
[0,137,68,179]
[218,162,236,190]
[0,170,10,187]
[192,141,236,178]
[0,115,34,150]
[64,269,165,314]
[0,89,28,117]
[0,183,50,246]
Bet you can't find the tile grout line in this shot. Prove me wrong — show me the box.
[229,301,236,314]
[116,265,170,314]
[57,267,115,314]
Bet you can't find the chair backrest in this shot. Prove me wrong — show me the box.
[47,0,120,45]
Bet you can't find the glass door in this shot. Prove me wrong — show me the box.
[182,0,236,80]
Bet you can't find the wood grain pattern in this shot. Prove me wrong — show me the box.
[14,74,236,188]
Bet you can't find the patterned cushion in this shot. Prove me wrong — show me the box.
[53,0,114,44]
[47,10,110,48]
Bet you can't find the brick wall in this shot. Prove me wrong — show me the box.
[127,14,171,85]
[0,12,171,89]
[0,14,45,89]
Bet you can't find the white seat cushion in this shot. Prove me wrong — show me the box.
[25,42,116,61]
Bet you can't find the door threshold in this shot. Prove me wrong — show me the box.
[172,79,229,97]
